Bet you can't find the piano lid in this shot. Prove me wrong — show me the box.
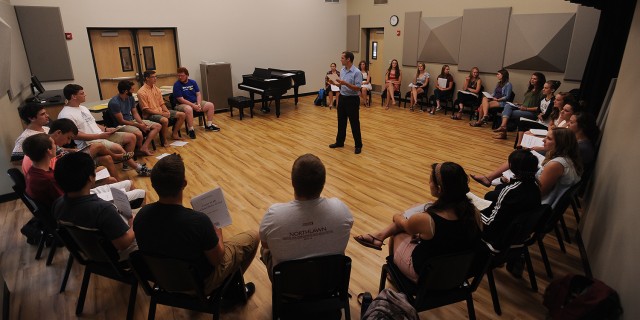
[252,68,271,80]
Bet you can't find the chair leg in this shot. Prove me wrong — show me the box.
[467,296,477,320]
[60,254,74,293]
[575,230,593,278]
[486,269,501,315]
[344,299,351,320]
[554,225,567,253]
[572,199,581,224]
[537,238,554,279]
[523,248,537,292]
[35,234,45,260]
[76,268,91,315]
[126,281,137,320]
[148,297,157,320]
[46,238,58,266]
[378,265,388,292]
[559,216,572,244]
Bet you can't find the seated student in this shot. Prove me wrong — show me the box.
[452,67,482,120]
[133,155,258,297]
[354,162,481,283]
[108,80,161,156]
[383,59,402,109]
[513,81,562,147]
[470,68,512,127]
[22,118,121,182]
[517,99,581,153]
[428,64,454,114]
[409,62,430,111]
[471,128,582,208]
[173,67,221,137]
[493,72,546,139]
[567,112,600,169]
[11,104,50,163]
[358,61,373,107]
[138,70,186,141]
[53,152,137,261]
[58,84,152,176]
[481,150,541,252]
[325,63,340,108]
[23,133,146,209]
[259,154,354,279]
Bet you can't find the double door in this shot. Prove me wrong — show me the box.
[88,28,179,99]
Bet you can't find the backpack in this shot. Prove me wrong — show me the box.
[361,288,419,320]
[314,88,326,106]
[20,217,44,245]
[543,274,623,320]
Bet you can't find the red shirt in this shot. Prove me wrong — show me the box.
[25,166,63,208]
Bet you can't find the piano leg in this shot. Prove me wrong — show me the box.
[294,85,299,105]
[275,98,281,118]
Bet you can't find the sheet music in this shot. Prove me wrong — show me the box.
[110,187,133,219]
[530,129,548,136]
[330,85,340,91]
[191,187,232,228]
[169,141,189,147]
[403,203,430,219]
[521,134,544,149]
[482,92,494,99]
[95,168,110,181]
[437,78,447,88]
[458,90,478,97]
[506,102,519,109]
[466,192,493,211]
[156,153,172,159]
[326,73,340,84]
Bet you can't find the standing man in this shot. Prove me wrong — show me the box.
[108,80,161,156]
[173,67,221,138]
[328,51,363,154]
[138,70,186,141]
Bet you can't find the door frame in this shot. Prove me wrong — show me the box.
[87,27,180,99]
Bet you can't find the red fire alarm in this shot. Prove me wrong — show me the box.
[65,33,73,40]
[396,30,401,36]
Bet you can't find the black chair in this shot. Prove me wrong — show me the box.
[491,90,516,129]
[437,82,457,115]
[57,223,138,320]
[7,169,60,264]
[379,249,488,319]
[272,255,352,320]
[136,103,180,147]
[403,83,429,111]
[169,93,206,128]
[482,204,550,315]
[381,88,402,107]
[103,107,156,151]
[454,85,484,120]
[129,251,246,320]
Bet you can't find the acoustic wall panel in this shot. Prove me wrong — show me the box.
[200,62,232,111]
[402,11,421,66]
[347,15,360,52]
[565,6,600,81]
[504,13,575,72]
[0,17,10,97]
[417,16,462,65]
[15,6,73,81]
[458,7,512,72]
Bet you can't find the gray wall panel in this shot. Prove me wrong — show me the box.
[565,6,600,81]
[458,7,512,72]
[347,15,360,52]
[418,16,462,65]
[15,6,73,82]
[402,11,421,66]
[0,17,10,97]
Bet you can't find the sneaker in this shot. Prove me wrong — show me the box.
[122,163,132,171]
[188,130,196,139]
[205,124,220,132]
[136,164,152,177]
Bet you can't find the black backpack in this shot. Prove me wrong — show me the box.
[361,288,419,320]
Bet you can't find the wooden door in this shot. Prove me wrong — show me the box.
[89,29,139,99]
[368,29,385,92]
[136,29,179,89]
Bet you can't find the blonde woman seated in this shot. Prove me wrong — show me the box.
[384,59,402,109]
[471,127,582,208]
[359,61,372,107]
[354,162,481,283]
[325,62,340,109]
[470,68,512,127]
[409,62,430,111]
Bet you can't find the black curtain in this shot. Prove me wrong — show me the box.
[572,0,638,115]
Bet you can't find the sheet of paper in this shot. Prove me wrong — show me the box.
[437,78,447,88]
[191,187,232,228]
[506,101,519,109]
[95,168,110,181]
[492,170,516,186]
[521,134,545,149]
[156,153,172,159]
[326,73,340,84]
[458,90,477,97]
[169,141,189,147]
[403,203,430,219]
[330,84,340,91]
[110,187,133,219]
[519,117,538,124]
[530,129,548,136]
[466,192,492,211]
[94,187,126,202]
[482,91,494,99]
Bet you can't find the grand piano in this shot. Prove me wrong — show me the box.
[238,68,306,118]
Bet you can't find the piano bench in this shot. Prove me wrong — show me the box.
[228,96,253,120]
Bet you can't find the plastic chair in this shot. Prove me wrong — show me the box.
[57,224,138,320]
[169,93,205,127]
[403,83,429,111]
[129,251,246,320]
[137,102,180,147]
[381,89,402,107]
[272,255,352,320]
[482,204,550,315]
[454,85,484,120]
[103,107,156,151]
[379,248,488,319]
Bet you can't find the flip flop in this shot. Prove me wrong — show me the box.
[470,174,492,187]
[354,234,385,250]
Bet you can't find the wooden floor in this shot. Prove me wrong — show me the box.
[0,94,586,319]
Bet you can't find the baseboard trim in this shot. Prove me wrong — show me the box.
[0,193,18,204]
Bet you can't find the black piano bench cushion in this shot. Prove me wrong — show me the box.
[228,96,253,120]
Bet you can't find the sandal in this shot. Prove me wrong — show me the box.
[493,126,507,133]
[114,151,134,164]
[354,234,385,250]
[493,132,507,139]
[451,114,462,120]
[470,174,492,187]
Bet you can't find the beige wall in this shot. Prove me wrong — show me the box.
[348,0,582,100]
[581,2,640,319]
